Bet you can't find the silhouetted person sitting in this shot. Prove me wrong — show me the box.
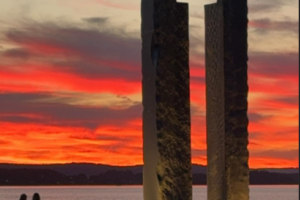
[32,193,40,200]
[19,194,27,200]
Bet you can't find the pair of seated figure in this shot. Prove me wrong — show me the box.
[19,193,40,200]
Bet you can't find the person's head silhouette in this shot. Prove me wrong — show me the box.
[32,193,40,200]
[19,194,27,200]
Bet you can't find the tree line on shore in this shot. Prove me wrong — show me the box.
[0,168,298,185]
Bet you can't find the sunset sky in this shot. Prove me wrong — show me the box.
[0,0,298,168]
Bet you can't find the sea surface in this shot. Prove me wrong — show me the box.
[0,185,298,200]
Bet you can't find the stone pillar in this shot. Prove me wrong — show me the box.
[205,0,249,200]
[141,0,159,200]
[205,3,226,200]
[142,0,191,200]
[153,1,191,200]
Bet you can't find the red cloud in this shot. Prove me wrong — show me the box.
[0,65,141,95]
[249,18,298,33]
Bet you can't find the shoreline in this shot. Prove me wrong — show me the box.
[0,184,298,187]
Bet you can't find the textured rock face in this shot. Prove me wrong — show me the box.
[205,0,249,200]
[223,1,249,200]
[152,1,192,200]
[142,0,192,200]
[205,3,226,200]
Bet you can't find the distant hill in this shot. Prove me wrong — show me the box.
[0,167,298,186]
[0,163,143,177]
[0,163,297,177]
[251,168,299,174]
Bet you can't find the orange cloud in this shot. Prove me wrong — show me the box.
[0,66,141,95]
[0,121,142,165]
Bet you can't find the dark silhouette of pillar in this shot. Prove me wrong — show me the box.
[32,193,40,200]
[19,194,27,200]
[142,0,191,200]
[205,0,249,200]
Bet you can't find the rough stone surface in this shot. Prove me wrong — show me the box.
[223,1,249,200]
[152,1,192,200]
[205,3,226,200]
[205,0,249,200]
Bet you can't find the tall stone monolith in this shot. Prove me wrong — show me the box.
[142,0,192,200]
[141,0,159,200]
[205,0,249,200]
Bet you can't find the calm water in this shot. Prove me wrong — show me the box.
[0,185,298,200]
